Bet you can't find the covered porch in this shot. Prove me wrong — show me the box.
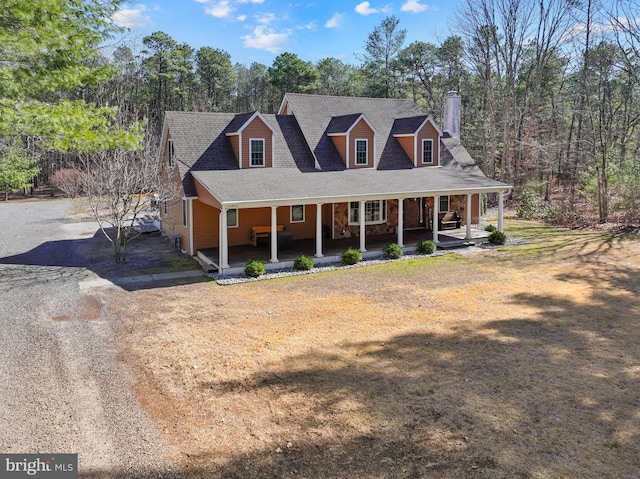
[198,225,491,275]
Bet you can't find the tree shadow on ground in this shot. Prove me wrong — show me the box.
[0,231,201,291]
[183,263,640,478]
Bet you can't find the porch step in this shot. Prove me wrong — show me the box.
[438,241,476,250]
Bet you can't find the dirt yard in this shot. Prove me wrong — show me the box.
[108,216,640,478]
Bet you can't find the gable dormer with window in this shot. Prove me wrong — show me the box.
[225,111,276,169]
[392,116,441,167]
[326,113,376,169]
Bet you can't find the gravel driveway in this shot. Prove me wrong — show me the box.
[0,200,180,478]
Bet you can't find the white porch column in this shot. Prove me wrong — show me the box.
[220,207,230,270]
[466,194,472,240]
[498,192,504,233]
[359,200,367,253]
[315,203,324,258]
[397,198,404,247]
[432,195,440,244]
[270,206,278,263]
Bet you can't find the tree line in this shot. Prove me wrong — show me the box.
[2,0,640,225]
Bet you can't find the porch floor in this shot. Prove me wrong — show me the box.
[198,226,490,275]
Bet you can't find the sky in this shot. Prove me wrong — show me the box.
[110,0,459,66]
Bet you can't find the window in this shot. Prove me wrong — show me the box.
[291,205,305,223]
[250,139,265,167]
[181,199,187,227]
[349,200,387,225]
[163,200,168,216]
[439,195,450,213]
[226,208,238,228]
[355,139,368,165]
[422,139,433,164]
[168,139,175,167]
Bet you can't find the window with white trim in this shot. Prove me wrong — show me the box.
[227,208,238,228]
[291,205,305,223]
[181,199,187,227]
[355,139,368,165]
[422,139,433,164]
[439,195,450,213]
[168,139,175,167]
[349,200,387,225]
[250,139,265,167]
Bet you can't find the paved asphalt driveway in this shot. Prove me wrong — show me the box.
[0,200,179,478]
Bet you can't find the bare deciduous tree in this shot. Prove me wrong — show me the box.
[82,136,181,263]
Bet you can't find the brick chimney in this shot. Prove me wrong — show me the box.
[443,91,461,139]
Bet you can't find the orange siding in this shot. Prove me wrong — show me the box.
[241,117,273,169]
[416,122,440,167]
[229,135,240,167]
[396,136,415,164]
[160,197,189,251]
[194,178,221,208]
[192,200,219,250]
[330,136,347,166]
[348,119,375,168]
[278,205,316,239]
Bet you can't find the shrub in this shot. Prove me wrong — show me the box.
[484,224,497,233]
[293,254,314,271]
[341,247,362,265]
[50,168,86,197]
[488,230,507,245]
[244,259,265,277]
[382,242,403,260]
[416,239,436,254]
[516,186,550,220]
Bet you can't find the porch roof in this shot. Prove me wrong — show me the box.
[191,156,510,208]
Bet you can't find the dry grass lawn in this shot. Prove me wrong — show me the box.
[108,216,640,478]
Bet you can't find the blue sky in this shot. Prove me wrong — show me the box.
[111,0,458,65]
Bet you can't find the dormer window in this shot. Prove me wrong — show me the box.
[250,139,265,167]
[422,139,433,164]
[355,139,368,165]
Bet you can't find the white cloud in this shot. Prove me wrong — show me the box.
[242,25,291,53]
[301,21,318,31]
[326,12,343,28]
[112,6,154,28]
[205,0,235,18]
[194,0,210,3]
[355,2,378,15]
[237,14,248,21]
[257,12,277,25]
[401,0,428,13]
[238,0,265,3]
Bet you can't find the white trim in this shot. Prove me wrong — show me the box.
[188,199,194,256]
[422,138,434,164]
[348,200,387,225]
[290,204,305,223]
[355,138,368,166]
[315,203,324,258]
[249,138,265,167]
[226,208,239,228]
[215,186,513,210]
[439,195,450,212]
[181,198,187,228]
[270,206,278,263]
[225,111,278,136]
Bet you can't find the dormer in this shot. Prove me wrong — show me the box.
[326,113,377,169]
[225,111,276,169]
[392,116,442,167]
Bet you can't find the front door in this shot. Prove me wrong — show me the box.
[403,198,425,229]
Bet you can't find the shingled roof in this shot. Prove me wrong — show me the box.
[161,94,511,203]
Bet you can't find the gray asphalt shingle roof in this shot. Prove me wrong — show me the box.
[162,94,510,204]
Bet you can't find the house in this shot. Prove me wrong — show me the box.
[159,92,511,275]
